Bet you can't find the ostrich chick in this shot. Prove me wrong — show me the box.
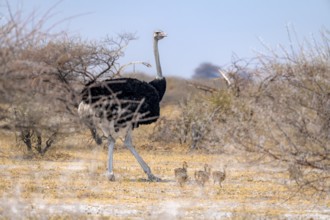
[195,164,211,187]
[174,161,189,187]
[212,165,227,187]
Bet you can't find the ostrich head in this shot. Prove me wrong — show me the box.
[154,31,167,40]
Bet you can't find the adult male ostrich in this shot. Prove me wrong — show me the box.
[78,31,167,182]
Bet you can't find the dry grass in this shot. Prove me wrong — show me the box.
[0,126,329,219]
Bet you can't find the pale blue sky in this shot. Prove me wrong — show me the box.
[3,0,330,78]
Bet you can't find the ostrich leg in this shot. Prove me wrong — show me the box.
[107,136,116,181]
[124,130,161,181]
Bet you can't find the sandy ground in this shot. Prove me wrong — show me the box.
[0,131,329,220]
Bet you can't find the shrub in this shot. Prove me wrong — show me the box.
[0,5,134,155]
[229,30,330,193]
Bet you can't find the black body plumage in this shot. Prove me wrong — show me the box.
[81,77,166,131]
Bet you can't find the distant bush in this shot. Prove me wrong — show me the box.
[152,90,232,152]
[192,62,220,79]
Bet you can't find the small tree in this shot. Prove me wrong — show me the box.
[0,5,135,155]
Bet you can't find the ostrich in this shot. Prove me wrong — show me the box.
[194,164,211,186]
[78,31,167,181]
[174,161,189,187]
[212,165,227,187]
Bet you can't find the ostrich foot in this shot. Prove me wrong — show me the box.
[107,172,116,181]
[148,173,161,182]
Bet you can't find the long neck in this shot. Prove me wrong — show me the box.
[153,38,163,79]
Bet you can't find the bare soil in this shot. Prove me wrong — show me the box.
[0,131,329,220]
